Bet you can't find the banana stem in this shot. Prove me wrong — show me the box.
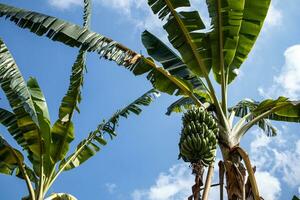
[11,149,36,200]
[218,161,225,200]
[235,147,260,200]
[202,162,215,200]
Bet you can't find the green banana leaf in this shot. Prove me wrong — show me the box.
[230,99,277,136]
[0,3,195,98]
[0,108,24,147]
[0,3,136,67]
[292,196,300,200]
[205,0,270,84]
[148,0,211,77]
[51,0,90,164]
[51,49,86,163]
[27,77,53,175]
[206,0,245,83]
[253,97,300,121]
[227,0,271,83]
[0,38,44,174]
[135,57,194,96]
[0,134,23,176]
[141,30,205,91]
[59,89,159,171]
[231,97,300,136]
[0,109,38,183]
[82,0,91,28]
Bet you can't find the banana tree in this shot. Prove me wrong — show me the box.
[0,1,159,199]
[0,36,159,199]
[1,0,299,199]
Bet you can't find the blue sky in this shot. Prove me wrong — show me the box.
[0,0,300,199]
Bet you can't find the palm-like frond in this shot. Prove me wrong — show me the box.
[231,99,278,136]
[253,97,300,122]
[59,89,159,171]
[0,134,24,176]
[206,0,245,83]
[230,97,300,136]
[206,0,271,84]
[227,0,271,83]
[141,30,206,91]
[0,109,38,184]
[51,49,86,163]
[0,3,196,99]
[27,77,52,174]
[83,0,92,28]
[0,38,44,171]
[148,0,211,77]
[0,108,23,146]
[51,0,91,164]
[0,3,138,67]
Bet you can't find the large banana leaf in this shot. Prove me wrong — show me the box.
[206,0,245,83]
[0,38,43,173]
[148,0,211,77]
[82,0,91,28]
[0,3,196,98]
[51,0,91,164]
[0,108,24,147]
[135,57,194,96]
[27,77,53,175]
[253,97,300,121]
[0,134,37,183]
[0,109,38,183]
[206,0,271,84]
[0,3,137,67]
[0,134,24,176]
[59,89,159,171]
[141,30,205,91]
[231,97,300,136]
[230,99,277,136]
[51,49,86,163]
[227,0,271,83]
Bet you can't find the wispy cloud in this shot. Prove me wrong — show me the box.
[105,183,117,194]
[258,45,300,99]
[131,162,223,200]
[255,171,281,200]
[131,163,194,200]
[48,0,82,10]
[250,127,300,189]
[264,3,283,29]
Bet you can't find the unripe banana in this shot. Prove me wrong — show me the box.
[178,107,218,165]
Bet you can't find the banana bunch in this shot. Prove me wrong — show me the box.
[179,107,218,166]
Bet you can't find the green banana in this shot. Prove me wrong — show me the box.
[178,107,219,165]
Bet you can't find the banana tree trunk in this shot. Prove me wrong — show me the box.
[219,144,261,200]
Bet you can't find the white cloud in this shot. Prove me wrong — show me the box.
[131,159,283,200]
[256,171,281,200]
[250,128,300,190]
[258,45,300,100]
[105,183,117,194]
[131,162,228,200]
[132,163,194,200]
[264,4,283,28]
[271,141,300,187]
[96,0,133,15]
[48,0,82,9]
